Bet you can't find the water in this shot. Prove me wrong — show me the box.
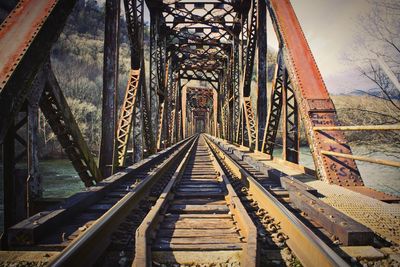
[273,146,400,196]
[40,160,85,198]
[37,145,399,198]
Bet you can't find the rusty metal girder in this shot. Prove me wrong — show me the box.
[243,97,257,149]
[282,75,300,163]
[262,52,285,155]
[116,69,140,166]
[167,26,232,47]
[231,40,240,143]
[100,0,120,177]
[149,11,162,139]
[0,0,77,143]
[124,0,144,67]
[162,1,238,29]
[256,0,267,151]
[186,86,214,110]
[240,0,257,97]
[40,66,102,186]
[268,0,363,186]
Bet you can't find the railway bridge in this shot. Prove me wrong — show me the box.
[0,0,399,266]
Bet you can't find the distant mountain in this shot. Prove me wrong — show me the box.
[342,88,400,100]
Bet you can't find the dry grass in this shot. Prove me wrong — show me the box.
[332,95,400,147]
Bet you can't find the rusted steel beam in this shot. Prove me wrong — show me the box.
[1,103,30,248]
[142,75,157,155]
[281,71,299,163]
[243,98,257,149]
[232,40,240,143]
[262,52,284,154]
[116,69,140,166]
[321,150,400,168]
[100,0,120,177]
[240,0,257,97]
[124,0,143,66]
[213,89,218,136]
[0,0,77,143]
[256,0,267,152]
[281,177,373,246]
[133,87,144,162]
[182,87,187,139]
[40,66,102,186]
[27,69,46,214]
[149,11,161,140]
[268,0,363,186]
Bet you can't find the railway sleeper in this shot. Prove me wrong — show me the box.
[133,136,258,267]
[6,137,194,252]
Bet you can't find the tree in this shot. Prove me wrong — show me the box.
[355,0,400,112]
[341,0,400,151]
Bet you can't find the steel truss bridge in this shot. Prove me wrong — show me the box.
[0,0,399,266]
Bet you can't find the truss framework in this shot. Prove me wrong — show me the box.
[0,0,371,228]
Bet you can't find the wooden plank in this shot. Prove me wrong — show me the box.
[161,221,234,229]
[174,192,224,198]
[157,229,238,238]
[152,250,241,264]
[169,204,229,213]
[152,243,243,251]
[155,237,241,245]
[171,199,226,205]
[164,214,232,219]
[282,177,374,246]
[175,188,222,192]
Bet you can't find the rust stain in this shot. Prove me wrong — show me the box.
[0,0,58,90]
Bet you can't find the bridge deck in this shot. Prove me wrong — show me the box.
[210,136,400,246]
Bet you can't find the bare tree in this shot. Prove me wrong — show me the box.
[355,0,400,112]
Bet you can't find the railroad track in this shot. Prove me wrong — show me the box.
[133,135,257,267]
[6,136,196,266]
[204,135,349,267]
[5,134,392,267]
[46,135,347,266]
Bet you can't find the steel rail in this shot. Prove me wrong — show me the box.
[204,134,349,267]
[133,135,199,266]
[134,134,257,266]
[47,136,197,267]
[205,136,258,266]
[8,135,194,247]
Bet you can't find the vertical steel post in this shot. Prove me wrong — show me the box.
[27,69,46,215]
[27,105,41,214]
[213,89,218,136]
[256,0,267,151]
[149,12,160,139]
[2,122,15,249]
[100,0,120,177]
[182,87,187,139]
[282,76,288,161]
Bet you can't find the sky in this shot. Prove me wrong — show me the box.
[267,0,375,94]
